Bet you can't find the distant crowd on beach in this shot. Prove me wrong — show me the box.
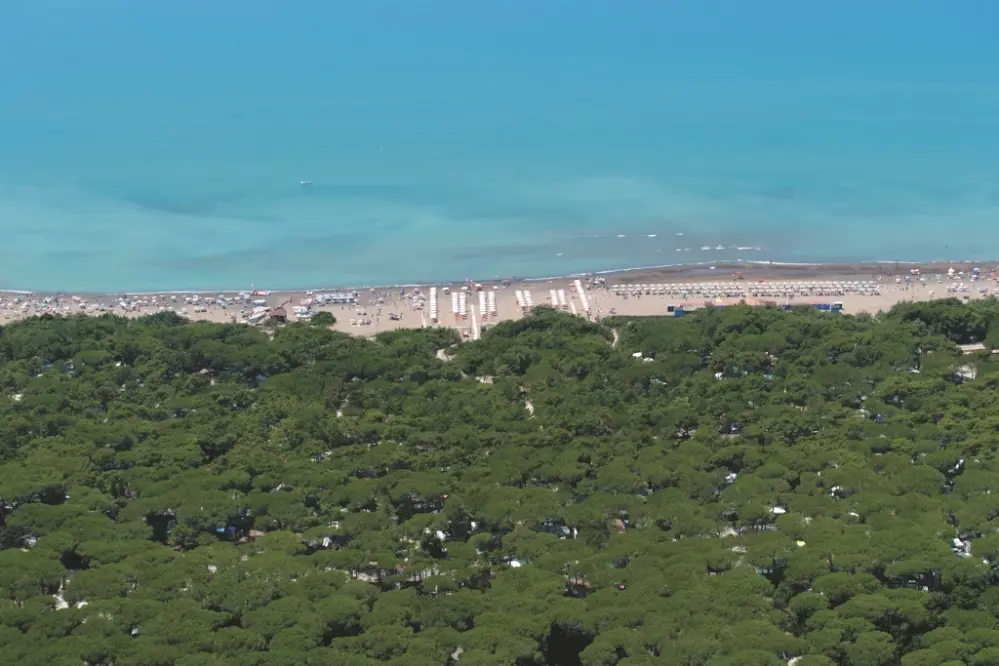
[1,265,996,338]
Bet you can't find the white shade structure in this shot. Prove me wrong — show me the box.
[429,287,439,323]
[574,279,591,313]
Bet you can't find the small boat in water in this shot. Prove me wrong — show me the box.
[300,180,312,186]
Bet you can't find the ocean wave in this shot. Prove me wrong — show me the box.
[3,171,999,292]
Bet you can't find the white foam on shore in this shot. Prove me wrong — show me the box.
[742,261,825,267]
[2,258,997,298]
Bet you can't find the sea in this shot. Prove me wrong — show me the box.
[1,0,998,292]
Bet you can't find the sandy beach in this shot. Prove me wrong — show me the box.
[1,262,996,340]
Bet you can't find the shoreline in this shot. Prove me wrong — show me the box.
[1,259,996,299]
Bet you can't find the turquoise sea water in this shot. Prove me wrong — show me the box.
[1,0,998,292]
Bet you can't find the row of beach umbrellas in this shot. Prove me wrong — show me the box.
[615,280,882,296]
